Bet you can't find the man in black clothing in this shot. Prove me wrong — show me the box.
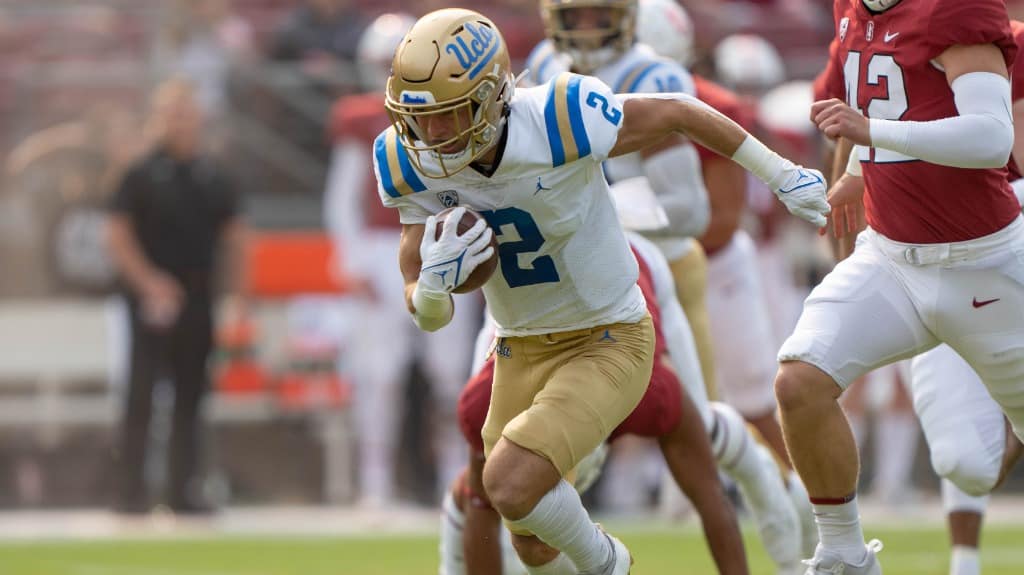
[107,79,246,514]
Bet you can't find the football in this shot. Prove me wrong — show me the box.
[434,207,499,293]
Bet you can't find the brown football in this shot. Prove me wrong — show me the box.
[434,207,499,293]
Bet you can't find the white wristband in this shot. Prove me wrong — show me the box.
[731,135,793,190]
[846,146,863,177]
[411,283,453,332]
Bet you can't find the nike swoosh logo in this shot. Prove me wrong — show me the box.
[884,31,899,42]
[973,297,1000,308]
[778,172,823,194]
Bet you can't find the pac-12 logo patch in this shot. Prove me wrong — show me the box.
[437,190,460,208]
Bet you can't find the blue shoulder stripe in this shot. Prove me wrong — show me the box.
[395,138,426,194]
[565,75,590,159]
[373,132,400,198]
[624,62,664,93]
[544,79,565,167]
[374,130,427,197]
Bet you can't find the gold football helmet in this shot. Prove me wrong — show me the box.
[385,8,514,178]
[540,0,637,74]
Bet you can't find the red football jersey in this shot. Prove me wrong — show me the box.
[1008,20,1024,181]
[329,92,401,229]
[456,245,679,453]
[819,0,1018,243]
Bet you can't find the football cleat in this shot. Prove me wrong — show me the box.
[802,540,884,575]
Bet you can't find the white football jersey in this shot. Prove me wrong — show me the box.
[374,72,647,337]
[527,41,700,258]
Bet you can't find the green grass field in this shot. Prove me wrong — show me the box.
[5,524,1024,575]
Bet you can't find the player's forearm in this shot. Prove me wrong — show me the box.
[666,94,748,159]
[870,72,1012,169]
[661,383,748,574]
[463,504,506,575]
[693,491,750,575]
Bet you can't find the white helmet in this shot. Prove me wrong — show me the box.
[758,80,816,165]
[635,0,695,66]
[714,34,784,93]
[356,12,416,92]
[861,0,901,12]
[757,80,814,136]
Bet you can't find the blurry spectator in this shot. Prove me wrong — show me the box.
[107,79,247,515]
[267,0,365,89]
[159,0,254,124]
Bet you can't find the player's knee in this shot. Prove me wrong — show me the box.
[482,457,535,520]
[774,362,836,412]
[931,449,1000,497]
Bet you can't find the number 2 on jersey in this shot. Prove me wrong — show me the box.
[479,207,560,288]
[585,92,623,125]
[843,51,908,163]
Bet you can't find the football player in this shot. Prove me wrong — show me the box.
[527,0,814,569]
[810,16,1024,575]
[376,9,827,573]
[781,1,1024,573]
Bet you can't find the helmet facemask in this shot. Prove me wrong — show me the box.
[542,0,636,74]
[386,71,509,178]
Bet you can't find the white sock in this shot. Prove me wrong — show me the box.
[812,497,868,564]
[526,553,578,574]
[505,480,612,573]
[439,492,466,575]
[950,545,980,575]
[873,413,918,500]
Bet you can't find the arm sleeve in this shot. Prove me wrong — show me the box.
[542,72,623,165]
[870,72,1013,169]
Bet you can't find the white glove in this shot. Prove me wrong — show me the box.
[418,207,496,294]
[770,166,830,228]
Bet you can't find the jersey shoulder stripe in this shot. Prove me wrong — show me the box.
[374,128,427,198]
[543,72,591,167]
[526,40,559,85]
[615,60,666,93]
